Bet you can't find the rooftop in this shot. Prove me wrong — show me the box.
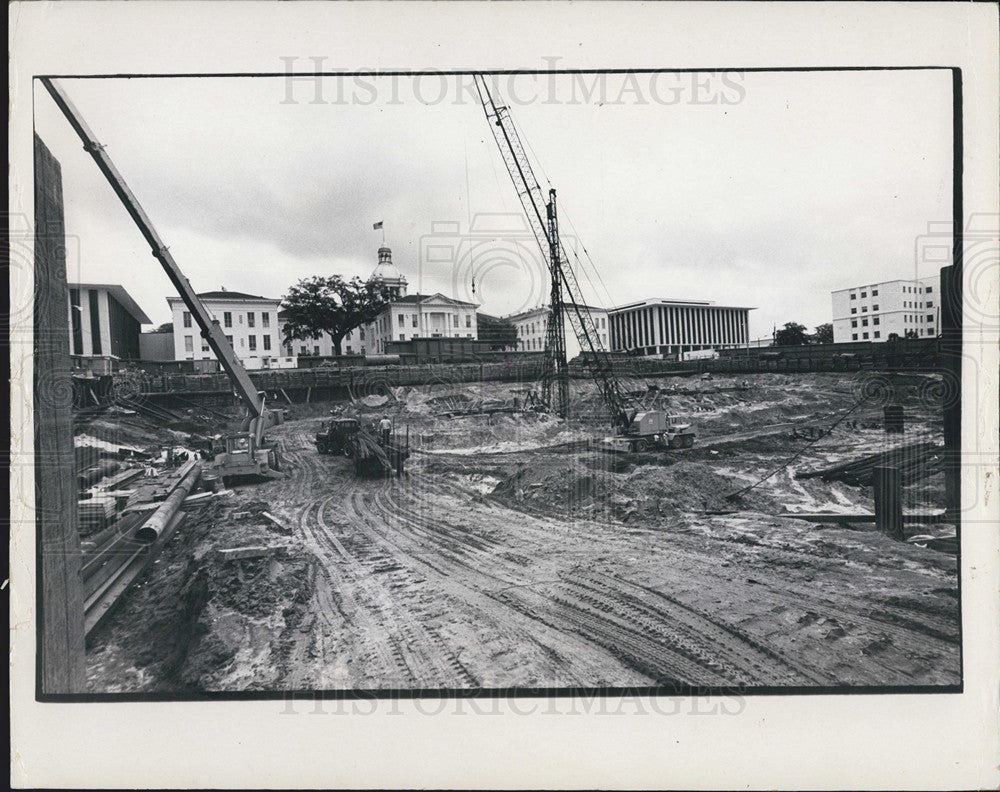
[609,298,755,312]
[68,283,152,324]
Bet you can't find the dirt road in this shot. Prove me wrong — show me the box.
[86,373,960,691]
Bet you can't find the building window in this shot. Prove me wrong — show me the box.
[225,335,233,346]
[861,291,867,298]
[850,308,857,314]
[300,346,307,355]
[873,317,880,325]
[399,333,405,341]
[263,335,271,350]
[247,312,255,328]
[862,319,868,326]
[927,300,933,307]
[927,314,934,322]
[453,314,459,327]
[314,345,320,356]
[360,329,365,341]
[346,346,352,354]
[262,313,270,328]
[872,304,879,311]
[398,314,405,326]
[850,293,856,300]
[926,286,933,293]
[248,335,256,351]
[862,332,869,339]
[201,339,210,352]
[861,306,867,313]
[224,312,232,328]
[466,315,471,328]
[852,333,858,340]
[412,315,418,328]
[872,289,878,296]
[601,317,606,329]
[874,331,880,339]
[183,311,192,328]
[184,335,194,352]
[851,320,857,328]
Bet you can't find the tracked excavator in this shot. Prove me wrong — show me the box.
[473,76,695,451]
[42,78,286,484]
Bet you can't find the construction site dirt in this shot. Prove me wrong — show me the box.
[85,372,960,693]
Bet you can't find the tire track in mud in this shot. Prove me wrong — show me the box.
[373,477,812,687]
[352,483,640,685]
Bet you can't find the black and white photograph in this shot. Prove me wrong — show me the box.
[10,1,999,789]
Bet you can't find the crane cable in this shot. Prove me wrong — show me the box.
[724,394,870,501]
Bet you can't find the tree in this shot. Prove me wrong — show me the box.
[281,275,393,356]
[812,323,833,344]
[904,329,919,339]
[476,313,518,350]
[774,322,809,346]
[153,322,173,333]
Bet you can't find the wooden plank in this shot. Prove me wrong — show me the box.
[34,134,86,693]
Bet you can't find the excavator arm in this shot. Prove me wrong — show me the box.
[40,78,267,425]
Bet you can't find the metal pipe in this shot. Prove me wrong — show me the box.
[135,462,202,543]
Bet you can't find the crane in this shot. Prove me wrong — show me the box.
[41,78,286,482]
[473,75,694,449]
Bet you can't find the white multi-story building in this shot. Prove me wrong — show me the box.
[609,298,752,358]
[831,276,940,343]
[367,293,479,354]
[506,304,610,360]
[167,289,295,370]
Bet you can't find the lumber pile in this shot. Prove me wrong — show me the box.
[78,495,117,533]
[796,441,942,487]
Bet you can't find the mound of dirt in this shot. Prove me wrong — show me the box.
[490,456,777,523]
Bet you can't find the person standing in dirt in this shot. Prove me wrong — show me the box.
[378,414,392,445]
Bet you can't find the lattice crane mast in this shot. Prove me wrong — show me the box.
[473,75,633,428]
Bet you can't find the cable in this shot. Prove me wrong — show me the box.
[724,396,869,501]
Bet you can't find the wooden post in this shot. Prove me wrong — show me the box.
[873,465,904,541]
[939,263,961,518]
[33,134,87,693]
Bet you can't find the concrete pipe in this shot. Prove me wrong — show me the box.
[135,462,202,543]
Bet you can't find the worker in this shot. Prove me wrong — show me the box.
[378,414,392,445]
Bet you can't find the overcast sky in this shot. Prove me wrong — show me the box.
[34,69,953,337]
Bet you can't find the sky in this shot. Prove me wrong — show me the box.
[33,69,954,338]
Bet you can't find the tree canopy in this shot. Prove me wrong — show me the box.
[812,323,834,344]
[281,275,393,356]
[774,322,809,346]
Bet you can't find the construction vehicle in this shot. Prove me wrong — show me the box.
[315,417,361,455]
[473,76,695,450]
[43,78,285,485]
[350,426,409,478]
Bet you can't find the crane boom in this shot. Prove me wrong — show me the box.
[473,75,633,426]
[40,78,267,428]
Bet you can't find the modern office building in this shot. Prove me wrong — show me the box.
[609,298,752,358]
[67,283,151,362]
[831,277,940,343]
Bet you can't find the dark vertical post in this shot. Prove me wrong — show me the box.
[941,68,963,520]
[33,133,86,693]
[874,465,904,541]
[940,263,961,518]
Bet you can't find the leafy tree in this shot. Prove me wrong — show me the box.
[281,275,393,356]
[774,322,809,346]
[476,313,518,350]
[812,323,833,344]
[904,329,919,339]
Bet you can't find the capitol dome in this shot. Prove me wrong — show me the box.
[371,245,407,297]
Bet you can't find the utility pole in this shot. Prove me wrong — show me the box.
[543,189,570,418]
